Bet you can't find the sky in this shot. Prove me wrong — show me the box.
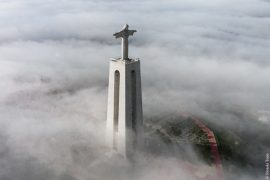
[0,0,270,180]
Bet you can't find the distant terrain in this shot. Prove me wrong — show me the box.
[144,111,269,180]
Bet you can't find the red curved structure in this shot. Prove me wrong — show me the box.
[191,116,224,180]
[180,112,224,180]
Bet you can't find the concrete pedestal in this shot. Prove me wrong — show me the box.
[106,58,143,158]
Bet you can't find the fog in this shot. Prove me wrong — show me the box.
[0,0,270,179]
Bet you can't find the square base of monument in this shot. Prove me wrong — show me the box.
[106,58,144,158]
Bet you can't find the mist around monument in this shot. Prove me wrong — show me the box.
[0,0,270,180]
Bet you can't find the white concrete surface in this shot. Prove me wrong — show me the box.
[106,58,143,158]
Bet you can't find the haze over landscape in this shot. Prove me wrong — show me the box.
[0,0,270,180]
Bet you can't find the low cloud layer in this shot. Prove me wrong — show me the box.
[0,0,270,179]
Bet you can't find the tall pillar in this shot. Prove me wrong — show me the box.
[106,25,143,158]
